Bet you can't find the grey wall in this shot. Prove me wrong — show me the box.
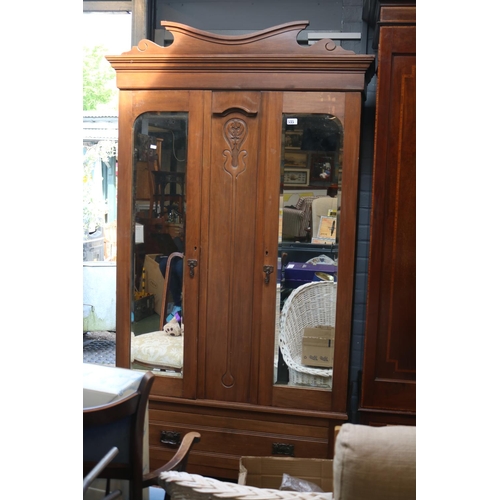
[350,24,377,423]
[154,0,343,33]
[153,0,376,422]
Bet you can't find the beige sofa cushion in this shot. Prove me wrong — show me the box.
[131,331,183,370]
[334,423,416,500]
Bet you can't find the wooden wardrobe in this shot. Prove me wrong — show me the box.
[108,21,374,479]
[359,1,416,426]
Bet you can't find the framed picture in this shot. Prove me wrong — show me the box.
[283,167,310,187]
[284,151,307,168]
[310,154,334,183]
[317,215,336,240]
[284,130,303,149]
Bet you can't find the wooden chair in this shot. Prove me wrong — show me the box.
[159,252,184,329]
[83,370,200,500]
[131,252,185,372]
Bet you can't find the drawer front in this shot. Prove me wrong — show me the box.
[149,401,339,480]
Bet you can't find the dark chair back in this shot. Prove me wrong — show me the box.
[83,371,154,500]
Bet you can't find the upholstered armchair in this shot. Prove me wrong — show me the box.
[282,196,317,241]
[159,423,416,500]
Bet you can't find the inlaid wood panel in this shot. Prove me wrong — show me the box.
[361,5,416,416]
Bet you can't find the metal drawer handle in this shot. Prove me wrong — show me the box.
[272,442,294,456]
[160,431,181,446]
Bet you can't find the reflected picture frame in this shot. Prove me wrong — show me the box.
[317,215,336,240]
[284,151,307,168]
[284,130,303,149]
[283,167,310,187]
[310,153,334,183]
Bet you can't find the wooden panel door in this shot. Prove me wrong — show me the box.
[360,6,416,417]
[198,91,274,403]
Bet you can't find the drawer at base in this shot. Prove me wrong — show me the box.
[149,423,329,460]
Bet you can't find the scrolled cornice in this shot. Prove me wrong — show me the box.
[106,21,375,91]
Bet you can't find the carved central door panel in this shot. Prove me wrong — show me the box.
[204,92,263,402]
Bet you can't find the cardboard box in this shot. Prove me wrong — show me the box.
[302,326,335,368]
[238,456,333,492]
[143,254,165,315]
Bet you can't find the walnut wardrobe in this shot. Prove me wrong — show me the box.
[107,21,374,479]
[359,1,416,427]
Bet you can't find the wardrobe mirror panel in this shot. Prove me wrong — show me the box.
[131,112,188,378]
[275,113,343,390]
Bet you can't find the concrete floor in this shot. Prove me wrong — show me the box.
[83,313,161,366]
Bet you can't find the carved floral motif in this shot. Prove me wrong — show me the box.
[223,118,248,175]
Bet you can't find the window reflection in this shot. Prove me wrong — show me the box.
[275,114,343,390]
[130,112,188,377]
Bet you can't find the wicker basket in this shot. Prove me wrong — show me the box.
[160,471,333,500]
[279,281,336,388]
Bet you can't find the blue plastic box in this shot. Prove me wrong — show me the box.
[284,262,337,288]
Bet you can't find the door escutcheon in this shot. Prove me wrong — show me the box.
[263,265,274,284]
[187,259,198,278]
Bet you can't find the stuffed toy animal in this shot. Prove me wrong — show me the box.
[163,314,183,336]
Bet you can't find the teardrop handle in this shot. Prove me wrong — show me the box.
[187,259,198,278]
[263,265,274,285]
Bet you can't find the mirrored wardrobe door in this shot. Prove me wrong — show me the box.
[273,92,352,398]
[114,90,204,398]
[130,111,188,378]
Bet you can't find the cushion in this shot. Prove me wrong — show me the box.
[333,423,416,500]
[131,331,183,370]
